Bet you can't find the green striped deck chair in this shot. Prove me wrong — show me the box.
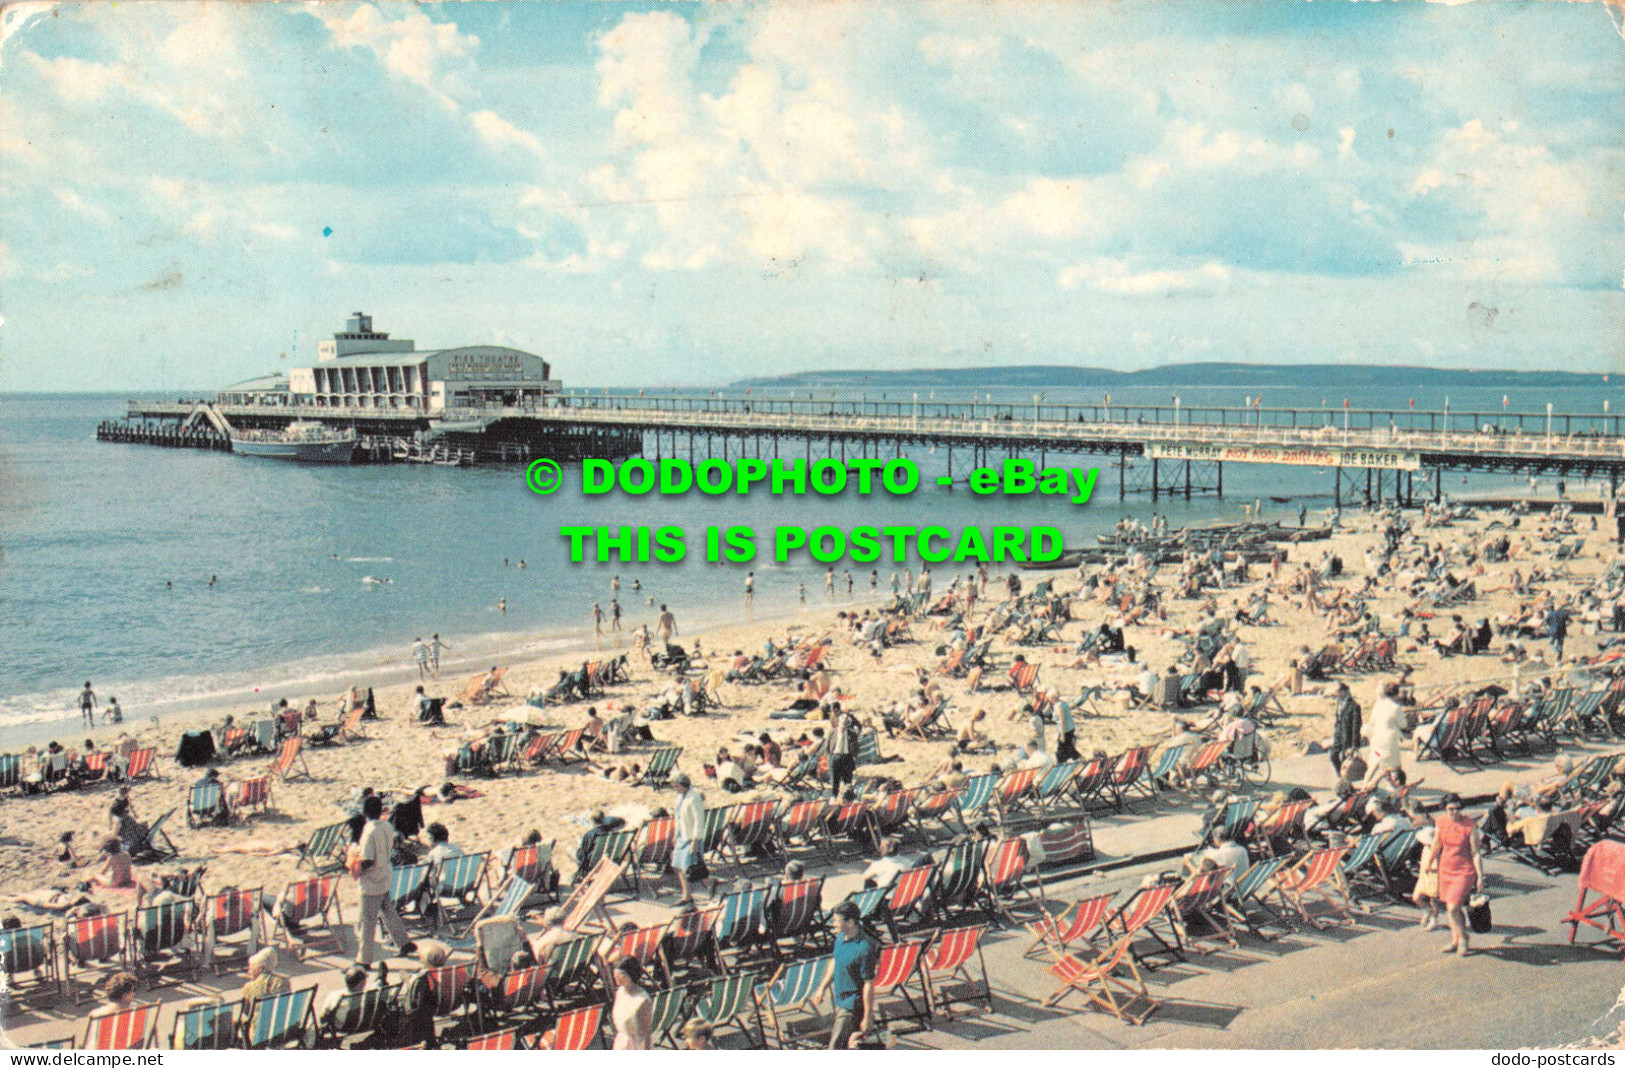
[0,921,57,1002]
[954,773,998,823]
[541,933,602,1010]
[242,986,317,1049]
[296,820,350,873]
[435,851,491,915]
[455,875,537,942]
[854,730,883,767]
[131,900,194,982]
[700,803,735,860]
[28,1038,75,1050]
[1340,832,1393,905]
[0,753,22,791]
[580,828,636,874]
[486,731,520,773]
[755,955,831,1048]
[171,1001,236,1050]
[714,886,771,962]
[316,985,396,1048]
[186,780,226,827]
[390,863,432,919]
[689,973,764,1046]
[932,839,987,919]
[641,746,683,787]
[646,986,691,1048]
[1216,797,1261,841]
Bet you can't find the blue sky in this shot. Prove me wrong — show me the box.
[1,0,1622,391]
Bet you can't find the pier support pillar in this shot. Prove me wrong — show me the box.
[1151,458,1160,501]
[1216,461,1224,497]
[1119,451,1127,501]
[1184,460,1192,500]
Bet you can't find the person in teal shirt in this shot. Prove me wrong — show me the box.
[821,900,878,1049]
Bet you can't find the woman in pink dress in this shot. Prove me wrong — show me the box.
[1422,793,1485,956]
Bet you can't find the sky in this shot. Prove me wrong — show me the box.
[1,0,1622,392]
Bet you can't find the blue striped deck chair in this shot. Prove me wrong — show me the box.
[1221,855,1292,939]
[932,839,988,918]
[389,863,432,921]
[714,886,771,963]
[243,986,317,1049]
[755,955,831,1048]
[28,1038,75,1050]
[1534,688,1575,744]
[1375,828,1422,901]
[854,730,883,767]
[647,986,692,1048]
[954,773,998,828]
[700,804,735,861]
[641,746,683,787]
[315,985,396,1048]
[1215,797,1261,841]
[1034,761,1083,811]
[1570,689,1607,735]
[452,876,537,944]
[688,974,763,1047]
[0,753,21,792]
[840,886,888,929]
[186,781,225,828]
[1149,744,1188,790]
[131,900,194,982]
[1338,834,1388,907]
[433,851,491,924]
[541,933,602,1010]
[171,1001,236,1050]
[0,921,57,1002]
[296,820,350,873]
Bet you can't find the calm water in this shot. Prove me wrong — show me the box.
[2,382,1618,731]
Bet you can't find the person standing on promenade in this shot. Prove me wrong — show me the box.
[410,638,430,681]
[78,682,97,729]
[1422,793,1485,957]
[673,773,705,900]
[611,957,655,1050]
[354,794,414,967]
[1330,682,1361,773]
[428,634,450,679]
[821,900,879,1049]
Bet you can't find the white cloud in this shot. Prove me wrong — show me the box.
[470,110,544,157]
[1058,258,1232,295]
[54,188,112,226]
[310,3,478,111]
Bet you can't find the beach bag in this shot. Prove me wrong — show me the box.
[1467,894,1493,934]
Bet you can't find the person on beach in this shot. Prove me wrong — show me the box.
[592,603,604,636]
[744,572,755,605]
[673,773,706,900]
[428,634,450,679]
[822,899,880,1049]
[354,794,414,967]
[1421,793,1485,956]
[78,682,97,728]
[1330,682,1362,773]
[410,638,430,681]
[611,600,622,632]
[657,605,677,644]
[611,957,655,1050]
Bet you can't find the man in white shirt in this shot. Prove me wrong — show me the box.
[1192,828,1251,888]
[355,794,413,966]
[673,773,706,900]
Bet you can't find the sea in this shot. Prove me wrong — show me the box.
[2,382,1620,739]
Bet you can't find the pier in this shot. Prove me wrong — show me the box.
[105,393,1625,504]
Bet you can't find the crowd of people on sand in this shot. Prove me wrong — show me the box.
[12,488,1625,1047]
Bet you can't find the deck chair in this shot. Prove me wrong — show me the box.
[641,746,683,787]
[1009,660,1040,694]
[242,986,317,1049]
[687,974,763,1047]
[1275,845,1355,928]
[714,886,772,967]
[1042,935,1158,1025]
[202,887,262,974]
[645,986,692,1048]
[127,809,180,863]
[270,737,310,781]
[81,1002,161,1049]
[462,1027,527,1051]
[1109,746,1153,808]
[1103,882,1178,967]
[272,876,344,958]
[766,876,826,954]
[125,747,157,781]
[661,907,721,985]
[819,802,874,860]
[872,939,933,1030]
[1222,856,1294,939]
[1338,833,1390,906]
[434,851,492,932]
[1034,761,1083,812]
[1169,867,1237,952]
[234,776,275,820]
[187,780,227,828]
[389,863,433,923]
[983,837,1043,922]
[560,858,627,934]
[631,816,676,891]
[755,955,832,1049]
[605,922,669,983]
[540,934,602,1010]
[992,767,1042,823]
[503,840,557,897]
[0,921,58,1004]
[62,912,128,1002]
[910,789,961,837]
[130,900,196,984]
[1505,808,1586,874]
[485,966,546,1030]
[171,1001,237,1050]
[724,800,781,871]
[873,864,936,938]
[316,985,397,1048]
[1374,828,1422,901]
[954,773,999,828]
[932,839,988,919]
[923,924,993,1017]
[1251,800,1310,857]
[423,962,477,1032]
[869,789,919,840]
[1025,891,1117,959]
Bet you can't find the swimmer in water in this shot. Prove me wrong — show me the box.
[361,576,393,585]
[498,598,507,613]
[517,560,527,569]
[208,575,217,587]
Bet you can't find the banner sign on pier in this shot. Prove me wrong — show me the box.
[1147,442,1421,470]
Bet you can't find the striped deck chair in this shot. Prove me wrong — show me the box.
[1068,757,1113,812]
[954,773,999,827]
[316,985,396,1048]
[560,858,626,934]
[714,886,772,966]
[0,921,57,1002]
[463,1027,527,1051]
[1025,890,1116,959]
[522,730,563,766]
[699,804,735,863]
[869,789,917,839]
[854,730,884,767]
[125,746,156,781]
[246,718,278,753]
[26,1038,75,1050]
[63,912,127,1002]
[1034,761,1083,812]
[172,1001,237,1050]
[579,828,637,882]
[234,775,274,819]
[1147,744,1189,792]
[389,863,433,921]
[876,864,936,937]
[992,767,1042,823]
[635,986,687,1048]
[424,963,476,1029]
[1009,660,1040,694]
[640,746,683,787]
[1275,845,1355,929]
[0,753,23,792]
[127,808,179,863]
[755,955,831,1048]
[924,923,993,1017]
[1222,856,1293,939]
[1416,708,1470,765]
[273,876,343,958]
[484,731,521,774]
[1110,746,1153,808]
[80,750,109,785]
[336,701,368,743]
[269,736,309,781]
[841,886,888,930]
[203,887,262,974]
[766,876,826,954]
[932,839,988,919]
[605,923,669,981]
[983,837,1043,922]
[1338,833,1390,906]
[130,900,195,982]
[552,728,587,766]
[633,813,675,876]
[505,840,556,893]
[1103,882,1178,967]
[220,726,250,757]
[819,801,873,859]
[488,965,546,1027]
[1251,800,1310,857]
[187,781,226,827]
[1374,828,1422,901]
[1037,820,1096,868]
[1042,935,1158,1025]
[1215,797,1261,842]
[242,986,317,1049]
[725,800,782,870]
[661,907,721,986]
[872,939,932,1029]
[688,973,763,1046]
[540,934,601,1010]
[910,788,962,837]
[1169,867,1237,953]
[81,1002,160,1050]
[1182,741,1229,790]
[435,851,492,932]
[468,876,536,933]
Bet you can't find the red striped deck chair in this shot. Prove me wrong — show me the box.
[124,746,156,781]
[754,955,832,1048]
[560,857,625,933]
[872,938,932,1029]
[270,736,309,781]
[1251,800,1310,857]
[221,726,250,756]
[1169,866,1237,953]
[81,750,109,784]
[553,727,587,765]
[983,837,1043,921]
[937,648,965,675]
[273,876,343,958]
[1182,741,1228,790]
[504,841,556,899]
[1024,890,1116,959]
[1104,882,1177,967]
[923,924,992,1017]
[1009,660,1040,694]
[630,816,675,891]
[1109,746,1152,808]
[1042,934,1158,1025]
[523,730,563,766]
[607,923,669,981]
[81,1002,160,1049]
[63,912,127,1002]
[1565,841,1625,952]
[334,702,368,743]
[203,886,262,973]
[775,799,829,854]
[993,767,1041,822]
[819,801,873,860]
[425,963,475,1026]
[869,789,917,838]
[536,1003,603,1050]
[724,799,781,870]
[1275,845,1354,929]
[910,786,962,836]
[1038,820,1096,868]
[661,906,721,984]
[235,775,274,819]
[490,965,547,1024]
[878,863,936,937]
[463,1027,526,1051]
[767,876,826,953]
